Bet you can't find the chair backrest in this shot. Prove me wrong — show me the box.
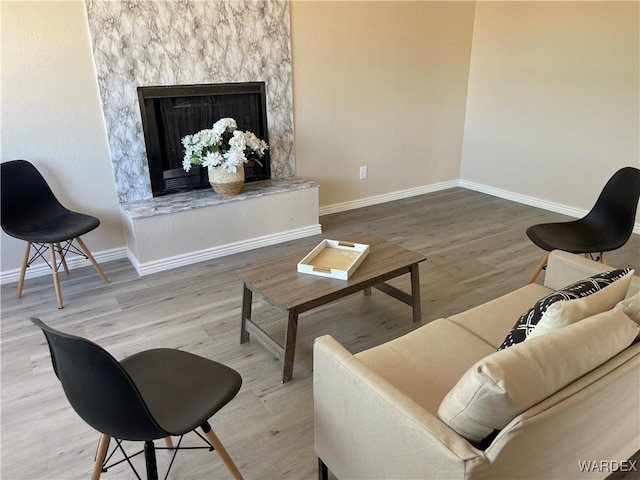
[0,160,65,233]
[584,166,640,236]
[31,318,168,441]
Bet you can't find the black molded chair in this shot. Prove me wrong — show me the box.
[31,318,244,480]
[527,166,640,283]
[1,160,109,308]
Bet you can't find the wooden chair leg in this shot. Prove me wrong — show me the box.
[600,252,607,265]
[16,242,31,299]
[75,237,110,284]
[528,252,549,284]
[164,436,174,448]
[49,244,64,309]
[202,425,243,480]
[56,242,70,275]
[91,434,110,480]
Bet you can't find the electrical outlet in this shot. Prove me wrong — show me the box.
[359,166,368,180]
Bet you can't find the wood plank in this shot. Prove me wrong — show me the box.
[244,319,284,361]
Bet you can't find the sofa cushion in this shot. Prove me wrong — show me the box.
[544,250,640,296]
[498,269,633,349]
[616,292,640,341]
[448,284,552,349]
[437,308,639,445]
[355,318,495,414]
[616,291,640,325]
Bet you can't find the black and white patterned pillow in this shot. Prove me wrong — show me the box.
[498,268,632,350]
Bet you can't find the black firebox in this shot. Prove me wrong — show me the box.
[137,82,270,197]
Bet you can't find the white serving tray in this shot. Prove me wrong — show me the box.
[297,239,370,280]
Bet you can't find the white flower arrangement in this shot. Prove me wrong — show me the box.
[181,117,268,174]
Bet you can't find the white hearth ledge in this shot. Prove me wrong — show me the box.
[120,177,321,276]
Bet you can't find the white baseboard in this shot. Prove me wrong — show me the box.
[459,179,640,235]
[132,223,322,276]
[319,180,459,216]
[319,178,640,234]
[1,225,322,284]
[4,180,636,283]
[0,247,128,285]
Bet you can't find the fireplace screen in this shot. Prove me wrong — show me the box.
[138,82,270,196]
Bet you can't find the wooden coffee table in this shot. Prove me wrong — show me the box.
[236,236,426,383]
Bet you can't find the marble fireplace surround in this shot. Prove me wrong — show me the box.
[85,0,320,274]
[85,0,296,203]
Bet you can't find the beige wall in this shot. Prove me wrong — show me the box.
[461,1,640,222]
[291,1,475,208]
[1,1,125,274]
[2,1,638,280]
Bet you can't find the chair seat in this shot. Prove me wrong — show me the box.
[121,348,242,436]
[526,220,627,254]
[2,208,100,243]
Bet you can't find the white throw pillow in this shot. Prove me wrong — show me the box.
[498,269,634,349]
[438,308,639,445]
[527,269,635,339]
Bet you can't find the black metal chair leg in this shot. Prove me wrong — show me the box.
[144,440,158,480]
[318,457,329,480]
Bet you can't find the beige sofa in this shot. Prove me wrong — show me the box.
[314,250,640,479]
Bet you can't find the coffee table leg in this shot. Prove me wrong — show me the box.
[410,263,422,323]
[282,310,299,383]
[364,286,372,296]
[240,283,252,344]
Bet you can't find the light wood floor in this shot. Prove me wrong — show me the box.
[2,187,639,480]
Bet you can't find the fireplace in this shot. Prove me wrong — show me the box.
[137,82,271,197]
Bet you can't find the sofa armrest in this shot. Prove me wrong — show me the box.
[545,250,639,296]
[485,344,640,479]
[313,335,487,479]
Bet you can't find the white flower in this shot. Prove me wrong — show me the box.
[181,134,193,148]
[182,117,268,174]
[223,147,247,169]
[194,128,217,148]
[229,130,246,151]
[243,131,268,156]
[212,118,237,137]
[202,150,223,168]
